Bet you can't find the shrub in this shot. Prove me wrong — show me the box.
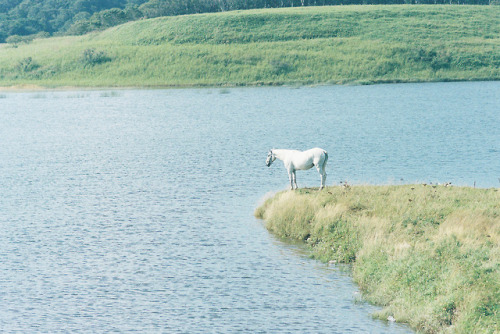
[80,48,111,67]
[409,48,452,71]
[6,35,25,45]
[6,32,50,45]
[15,57,39,73]
[269,60,293,75]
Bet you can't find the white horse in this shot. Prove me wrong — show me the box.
[266,148,328,190]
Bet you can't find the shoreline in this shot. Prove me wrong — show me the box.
[255,185,499,333]
[1,78,498,93]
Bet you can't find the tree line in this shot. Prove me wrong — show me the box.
[0,0,494,43]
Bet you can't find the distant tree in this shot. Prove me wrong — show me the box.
[0,0,24,14]
[72,11,91,22]
[90,8,129,28]
[65,20,94,35]
[138,0,174,18]
[50,8,73,32]
[124,5,144,20]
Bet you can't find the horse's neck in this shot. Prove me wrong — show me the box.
[273,149,291,161]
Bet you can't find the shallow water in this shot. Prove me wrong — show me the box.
[0,82,498,332]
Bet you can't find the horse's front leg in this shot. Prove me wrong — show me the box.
[287,169,297,190]
[287,170,294,190]
[292,171,298,190]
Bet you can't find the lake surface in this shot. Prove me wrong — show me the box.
[0,81,498,333]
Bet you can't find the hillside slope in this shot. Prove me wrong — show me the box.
[0,5,499,88]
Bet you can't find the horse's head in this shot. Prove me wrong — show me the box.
[266,150,276,167]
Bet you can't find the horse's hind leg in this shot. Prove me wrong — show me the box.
[317,165,327,190]
[321,154,328,189]
[321,169,327,189]
[292,171,298,190]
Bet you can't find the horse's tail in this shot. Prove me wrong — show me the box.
[323,150,328,167]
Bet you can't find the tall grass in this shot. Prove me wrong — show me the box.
[255,185,499,333]
[0,5,498,88]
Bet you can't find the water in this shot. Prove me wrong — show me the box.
[0,81,498,333]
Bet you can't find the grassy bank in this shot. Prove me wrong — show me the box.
[255,185,499,333]
[0,5,499,88]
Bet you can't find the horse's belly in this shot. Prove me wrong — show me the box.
[296,162,314,170]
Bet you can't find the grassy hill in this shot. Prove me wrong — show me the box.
[0,5,499,88]
[255,185,499,333]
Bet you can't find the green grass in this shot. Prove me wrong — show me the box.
[0,5,499,88]
[255,185,499,333]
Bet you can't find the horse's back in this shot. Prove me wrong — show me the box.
[307,147,327,158]
[307,147,328,165]
[308,147,326,154]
